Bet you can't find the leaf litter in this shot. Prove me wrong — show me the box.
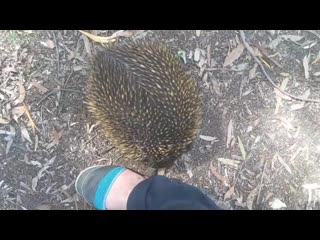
[3,30,320,210]
[223,43,245,67]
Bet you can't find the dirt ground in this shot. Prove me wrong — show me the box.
[1,30,320,210]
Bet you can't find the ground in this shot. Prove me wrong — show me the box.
[1,30,320,210]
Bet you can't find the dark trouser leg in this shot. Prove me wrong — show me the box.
[127,175,222,210]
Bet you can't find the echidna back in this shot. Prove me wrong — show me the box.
[86,41,203,168]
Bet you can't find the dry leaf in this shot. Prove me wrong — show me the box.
[268,35,304,49]
[46,39,55,49]
[34,134,39,151]
[290,89,310,111]
[194,48,201,62]
[267,30,275,36]
[207,44,211,66]
[6,138,13,155]
[32,177,38,191]
[293,126,301,139]
[224,185,235,201]
[35,205,51,210]
[133,30,148,40]
[311,51,320,64]
[45,156,56,167]
[313,72,320,76]
[198,57,207,75]
[0,118,9,124]
[2,66,17,73]
[242,88,253,97]
[31,82,48,94]
[30,160,41,167]
[259,56,271,69]
[254,45,283,68]
[202,72,208,82]
[265,192,273,202]
[217,158,241,168]
[12,106,25,121]
[4,127,15,155]
[114,30,134,38]
[73,65,83,72]
[281,35,304,42]
[0,127,15,136]
[274,78,290,114]
[246,186,259,210]
[79,30,116,43]
[267,38,283,50]
[290,103,305,111]
[17,81,26,103]
[274,89,292,101]
[0,130,12,135]
[199,135,216,141]
[247,126,253,133]
[79,30,133,44]
[269,198,287,209]
[279,116,295,130]
[289,147,303,162]
[303,55,310,79]
[301,40,317,49]
[223,43,244,67]
[210,78,223,97]
[23,103,39,133]
[249,64,258,80]
[277,155,292,175]
[40,40,54,49]
[280,72,290,77]
[226,119,234,148]
[178,50,187,64]
[52,129,63,145]
[274,78,291,99]
[188,50,193,60]
[46,141,56,150]
[37,165,50,180]
[81,34,92,56]
[254,136,261,144]
[230,62,249,71]
[21,126,32,143]
[238,136,246,160]
[302,183,320,190]
[210,162,228,183]
[187,169,193,178]
[301,89,310,99]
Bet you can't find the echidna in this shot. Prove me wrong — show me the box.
[85,41,203,169]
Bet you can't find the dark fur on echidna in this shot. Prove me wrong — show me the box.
[85,41,203,168]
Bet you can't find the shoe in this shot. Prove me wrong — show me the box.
[75,165,126,210]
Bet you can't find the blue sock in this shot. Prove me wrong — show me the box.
[94,166,126,210]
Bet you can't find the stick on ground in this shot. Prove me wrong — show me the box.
[239,30,320,104]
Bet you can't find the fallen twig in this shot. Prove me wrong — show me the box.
[51,31,62,86]
[205,67,235,71]
[37,88,83,106]
[239,30,320,103]
[233,157,247,187]
[57,72,74,115]
[83,134,98,145]
[23,102,40,133]
[257,159,267,204]
[251,43,283,68]
[6,198,27,210]
[305,30,320,40]
[99,146,115,156]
